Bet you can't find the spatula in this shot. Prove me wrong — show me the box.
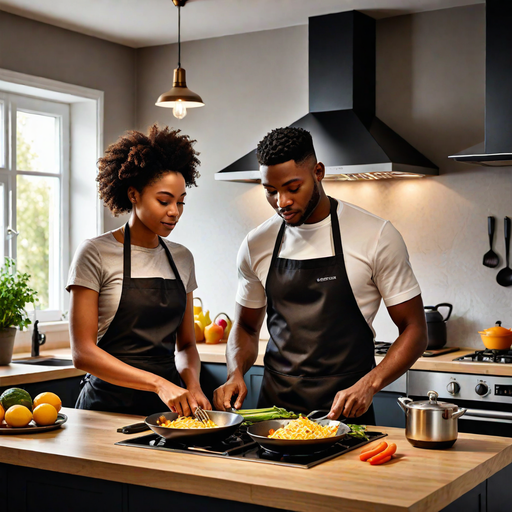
[483,216,499,268]
[496,217,512,287]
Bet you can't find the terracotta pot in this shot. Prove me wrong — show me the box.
[0,327,17,365]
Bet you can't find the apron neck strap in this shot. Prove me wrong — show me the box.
[328,196,342,255]
[271,196,342,263]
[123,222,132,278]
[122,223,183,283]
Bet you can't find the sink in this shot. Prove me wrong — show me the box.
[12,357,74,367]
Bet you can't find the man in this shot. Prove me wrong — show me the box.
[213,127,427,422]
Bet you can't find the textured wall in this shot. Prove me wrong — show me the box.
[0,10,137,233]
[136,4,511,349]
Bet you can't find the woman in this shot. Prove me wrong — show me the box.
[67,125,210,416]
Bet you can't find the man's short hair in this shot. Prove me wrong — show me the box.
[256,127,316,167]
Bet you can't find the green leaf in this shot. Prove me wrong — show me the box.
[0,257,39,330]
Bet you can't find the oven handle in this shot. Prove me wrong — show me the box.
[460,408,512,424]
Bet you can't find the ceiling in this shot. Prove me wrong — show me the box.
[0,0,484,48]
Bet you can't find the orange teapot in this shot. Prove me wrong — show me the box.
[478,321,512,350]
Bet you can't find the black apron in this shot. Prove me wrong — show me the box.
[76,223,186,416]
[258,197,376,424]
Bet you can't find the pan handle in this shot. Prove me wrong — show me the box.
[117,422,150,434]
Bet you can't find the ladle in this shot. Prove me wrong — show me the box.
[483,216,499,268]
[496,217,512,287]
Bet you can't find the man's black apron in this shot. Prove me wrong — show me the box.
[258,197,376,423]
[76,223,186,416]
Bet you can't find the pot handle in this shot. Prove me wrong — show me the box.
[435,303,453,322]
[452,407,467,420]
[397,396,412,414]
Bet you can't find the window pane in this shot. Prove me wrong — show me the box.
[16,175,60,310]
[0,101,4,168]
[16,111,59,173]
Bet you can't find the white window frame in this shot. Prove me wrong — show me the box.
[6,93,70,320]
[0,69,104,324]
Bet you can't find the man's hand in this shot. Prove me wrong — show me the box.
[328,376,375,420]
[213,373,247,411]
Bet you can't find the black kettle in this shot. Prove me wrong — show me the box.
[424,303,453,349]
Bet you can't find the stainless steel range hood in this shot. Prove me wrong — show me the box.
[216,10,438,183]
[449,0,512,166]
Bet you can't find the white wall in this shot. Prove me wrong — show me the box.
[131,4,511,349]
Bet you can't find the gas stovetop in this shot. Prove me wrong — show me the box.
[454,349,512,364]
[116,427,387,469]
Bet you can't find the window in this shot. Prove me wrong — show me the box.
[0,92,69,321]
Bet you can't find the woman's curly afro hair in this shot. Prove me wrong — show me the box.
[97,124,200,216]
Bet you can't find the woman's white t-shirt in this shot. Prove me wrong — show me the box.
[66,232,197,341]
[236,199,420,334]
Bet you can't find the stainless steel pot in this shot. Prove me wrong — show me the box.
[398,390,466,449]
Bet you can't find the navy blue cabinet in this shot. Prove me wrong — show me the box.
[0,376,82,408]
[200,363,264,410]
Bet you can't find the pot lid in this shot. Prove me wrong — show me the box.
[407,391,457,411]
[479,321,512,337]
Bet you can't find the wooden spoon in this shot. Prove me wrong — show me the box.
[496,217,512,287]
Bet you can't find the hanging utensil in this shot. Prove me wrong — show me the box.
[496,217,512,287]
[483,216,499,268]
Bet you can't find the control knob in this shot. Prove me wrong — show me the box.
[475,383,489,396]
[446,381,460,395]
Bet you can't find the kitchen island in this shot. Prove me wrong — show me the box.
[0,408,511,511]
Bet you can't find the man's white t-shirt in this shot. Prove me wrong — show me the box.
[236,199,420,335]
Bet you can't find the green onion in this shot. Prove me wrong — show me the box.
[235,406,298,422]
[346,424,369,440]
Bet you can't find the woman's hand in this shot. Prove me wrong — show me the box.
[157,380,198,416]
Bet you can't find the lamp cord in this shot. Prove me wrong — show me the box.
[177,5,181,68]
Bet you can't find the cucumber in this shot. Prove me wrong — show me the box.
[0,387,33,411]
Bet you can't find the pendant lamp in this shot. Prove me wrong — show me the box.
[155,0,204,119]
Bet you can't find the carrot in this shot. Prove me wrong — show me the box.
[368,443,397,464]
[370,455,392,466]
[359,441,388,461]
[361,441,385,454]
[268,429,275,435]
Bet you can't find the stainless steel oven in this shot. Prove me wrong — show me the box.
[408,370,512,438]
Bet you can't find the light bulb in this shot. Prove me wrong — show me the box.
[173,101,187,119]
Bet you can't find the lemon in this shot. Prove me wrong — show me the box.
[0,404,4,423]
[33,392,62,412]
[5,405,33,427]
[33,403,58,426]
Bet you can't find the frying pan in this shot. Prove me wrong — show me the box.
[145,410,243,444]
[247,417,350,455]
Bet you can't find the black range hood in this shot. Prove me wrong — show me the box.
[449,0,512,166]
[216,10,438,183]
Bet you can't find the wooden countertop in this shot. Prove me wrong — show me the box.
[0,407,510,512]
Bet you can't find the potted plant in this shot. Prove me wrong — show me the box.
[0,258,38,365]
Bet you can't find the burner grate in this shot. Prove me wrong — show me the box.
[454,349,512,364]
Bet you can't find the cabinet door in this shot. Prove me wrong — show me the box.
[0,376,82,408]
[243,366,264,410]
[4,464,125,512]
[372,391,406,428]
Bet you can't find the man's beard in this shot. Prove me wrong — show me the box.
[287,181,321,226]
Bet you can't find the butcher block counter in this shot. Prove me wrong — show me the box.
[0,408,511,512]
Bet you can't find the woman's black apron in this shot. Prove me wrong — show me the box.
[258,197,376,423]
[76,223,186,416]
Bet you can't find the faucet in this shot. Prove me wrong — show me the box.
[31,320,47,357]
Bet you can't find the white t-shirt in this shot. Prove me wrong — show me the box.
[66,232,197,341]
[236,199,420,334]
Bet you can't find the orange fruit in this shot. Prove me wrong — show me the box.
[32,404,58,426]
[5,405,33,427]
[33,392,62,412]
[0,404,4,423]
